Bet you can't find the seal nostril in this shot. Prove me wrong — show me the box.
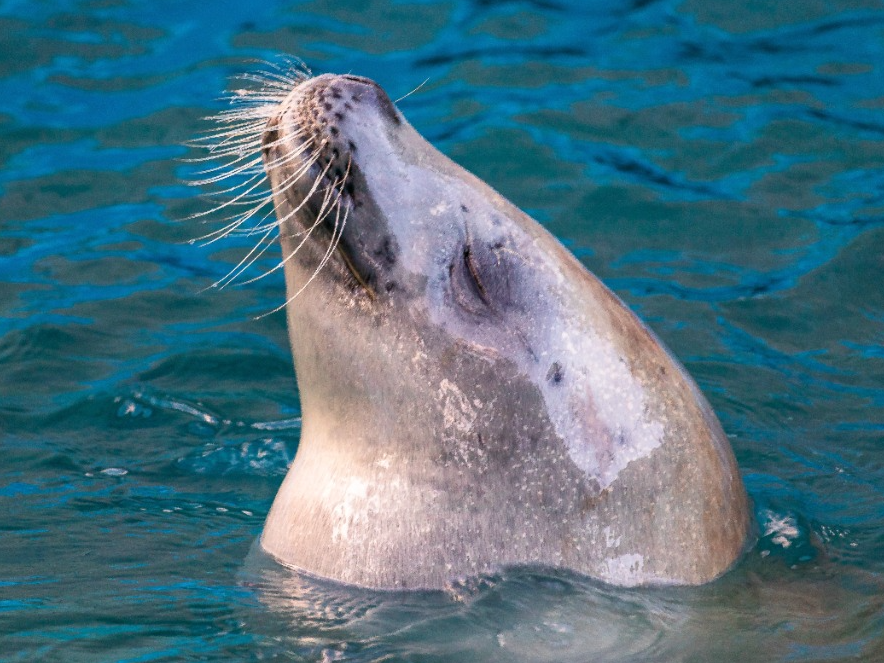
[341,74,375,85]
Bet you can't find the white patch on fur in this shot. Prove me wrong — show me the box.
[439,379,477,433]
[331,477,376,542]
[604,553,645,585]
[541,325,665,489]
[603,526,621,549]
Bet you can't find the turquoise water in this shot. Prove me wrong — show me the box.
[2,1,883,661]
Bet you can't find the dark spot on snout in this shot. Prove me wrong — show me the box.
[348,140,357,153]
[460,204,469,213]
[374,235,398,266]
[262,120,279,158]
[546,362,564,384]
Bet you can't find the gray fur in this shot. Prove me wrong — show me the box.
[259,74,749,589]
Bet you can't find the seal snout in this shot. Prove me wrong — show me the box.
[295,75,401,155]
[266,74,404,215]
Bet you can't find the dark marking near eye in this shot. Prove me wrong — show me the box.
[385,281,396,292]
[463,245,489,303]
[374,236,397,266]
[546,362,564,384]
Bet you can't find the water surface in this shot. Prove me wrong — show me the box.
[2,1,883,661]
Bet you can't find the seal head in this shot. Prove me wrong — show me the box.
[255,73,749,589]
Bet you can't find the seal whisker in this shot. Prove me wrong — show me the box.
[216,149,330,273]
[212,226,278,289]
[188,156,266,186]
[254,191,350,319]
[188,118,266,141]
[193,193,274,244]
[241,159,343,288]
[273,155,355,301]
[310,160,354,282]
[394,77,430,103]
[191,124,300,163]
[187,136,320,227]
[184,172,271,220]
[237,72,300,89]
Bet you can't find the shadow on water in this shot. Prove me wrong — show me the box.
[241,542,884,662]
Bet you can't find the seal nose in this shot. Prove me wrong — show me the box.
[335,74,401,127]
[340,74,376,85]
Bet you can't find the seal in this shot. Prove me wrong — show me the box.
[202,66,749,589]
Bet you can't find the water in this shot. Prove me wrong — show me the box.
[1,0,883,660]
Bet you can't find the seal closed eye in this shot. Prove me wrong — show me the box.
[198,66,750,590]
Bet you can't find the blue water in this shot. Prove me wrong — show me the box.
[2,1,883,661]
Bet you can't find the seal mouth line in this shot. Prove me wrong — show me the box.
[337,241,376,299]
[255,154,364,316]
